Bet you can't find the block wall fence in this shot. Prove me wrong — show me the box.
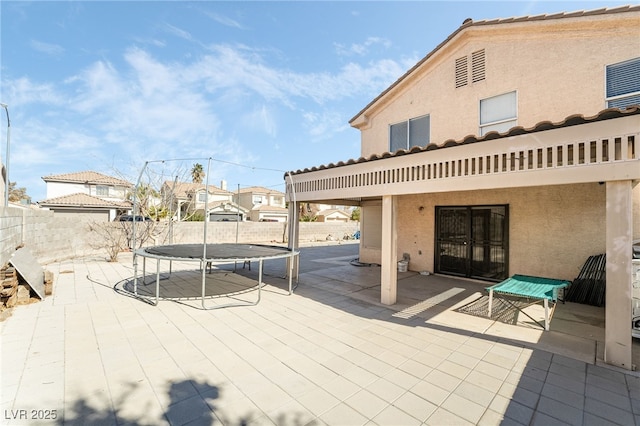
[0,206,359,267]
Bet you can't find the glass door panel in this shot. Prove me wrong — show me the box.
[436,205,508,281]
[435,207,469,276]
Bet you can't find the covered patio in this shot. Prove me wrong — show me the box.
[285,108,640,370]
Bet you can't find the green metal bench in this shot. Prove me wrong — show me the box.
[487,275,570,331]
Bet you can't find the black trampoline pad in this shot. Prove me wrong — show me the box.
[143,243,293,261]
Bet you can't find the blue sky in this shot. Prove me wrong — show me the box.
[0,0,634,202]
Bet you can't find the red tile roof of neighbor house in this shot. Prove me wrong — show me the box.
[38,193,132,208]
[349,5,640,125]
[42,171,132,187]
[289,106,640,176]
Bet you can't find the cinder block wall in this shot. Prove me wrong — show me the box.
[0,207,24,266]
[0,208,360,266]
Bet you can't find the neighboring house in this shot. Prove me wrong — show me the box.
[40,171,133,221]
[285,6,640,369]
[316,208,351,222]
[161,181,248,221]
[234,186,288,222]
[38,193,131,221]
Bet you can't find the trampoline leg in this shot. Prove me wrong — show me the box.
[154,258,160,306]
[133,253,138,295]
[257,259,263,304]
[142,256,147,286]
[488,289,493,318]
[201,262,207,308]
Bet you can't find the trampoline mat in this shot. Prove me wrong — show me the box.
[143,243,293,260]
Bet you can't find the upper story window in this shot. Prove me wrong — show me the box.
[96,185,109,197]
[479,91,517,136]
[389,115,430,152]
[455,49,485,88]
[252,195,263,204]
[197,192,207,202]
[606,57,640,109]
[271,196,284,206]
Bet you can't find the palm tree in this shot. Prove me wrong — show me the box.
[191,163,205,184]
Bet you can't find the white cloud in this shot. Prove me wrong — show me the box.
[187,44,404,106]
[241,105,277,138]
[30,39,65,57]
[201,10,246,30]
[334,37,392,57]
[4,77,65,107]
[7,41,410,199]
[302,110,350,142]
[162,23,193,41]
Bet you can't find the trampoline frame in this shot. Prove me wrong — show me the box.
[132,243,299,309]
[126,158,301,309]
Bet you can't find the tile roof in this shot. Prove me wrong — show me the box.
[204,201,249,212]
[238,186,285,195]
[162,181,230,198]
[290,106,640,176]
[349,5,640,125]
[317,209,351,217]
[38,193,132,208]
[42,171,132,187]
[251,205,288,212]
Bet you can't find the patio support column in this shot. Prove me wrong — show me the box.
[604,180,633,370]
[381,195,397,305]
[287,200,300,278]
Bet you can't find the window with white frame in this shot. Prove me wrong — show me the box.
[389,115,430,152]
[479,91,517,136]
[606,57,640,109]
[96,185,109,197]
[252,195,263,204]
[197,192,207,202]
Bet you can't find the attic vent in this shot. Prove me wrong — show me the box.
[455,56,468,88]
[471,49,486,83]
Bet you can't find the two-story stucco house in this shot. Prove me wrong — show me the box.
[285,6,640,369]
[39,171,132,221]
[234,186,288,222]
[161,181,248,222]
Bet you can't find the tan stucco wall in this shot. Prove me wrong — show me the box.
[359,183,640,273]
[358,12,640,157]
[392,183,615,281]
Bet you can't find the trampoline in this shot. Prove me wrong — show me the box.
[120,158,301,310]
[130,243,299,309]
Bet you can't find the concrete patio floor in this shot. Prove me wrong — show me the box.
[2,241,640,425]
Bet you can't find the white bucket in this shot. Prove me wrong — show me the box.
[398,260,408,272]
